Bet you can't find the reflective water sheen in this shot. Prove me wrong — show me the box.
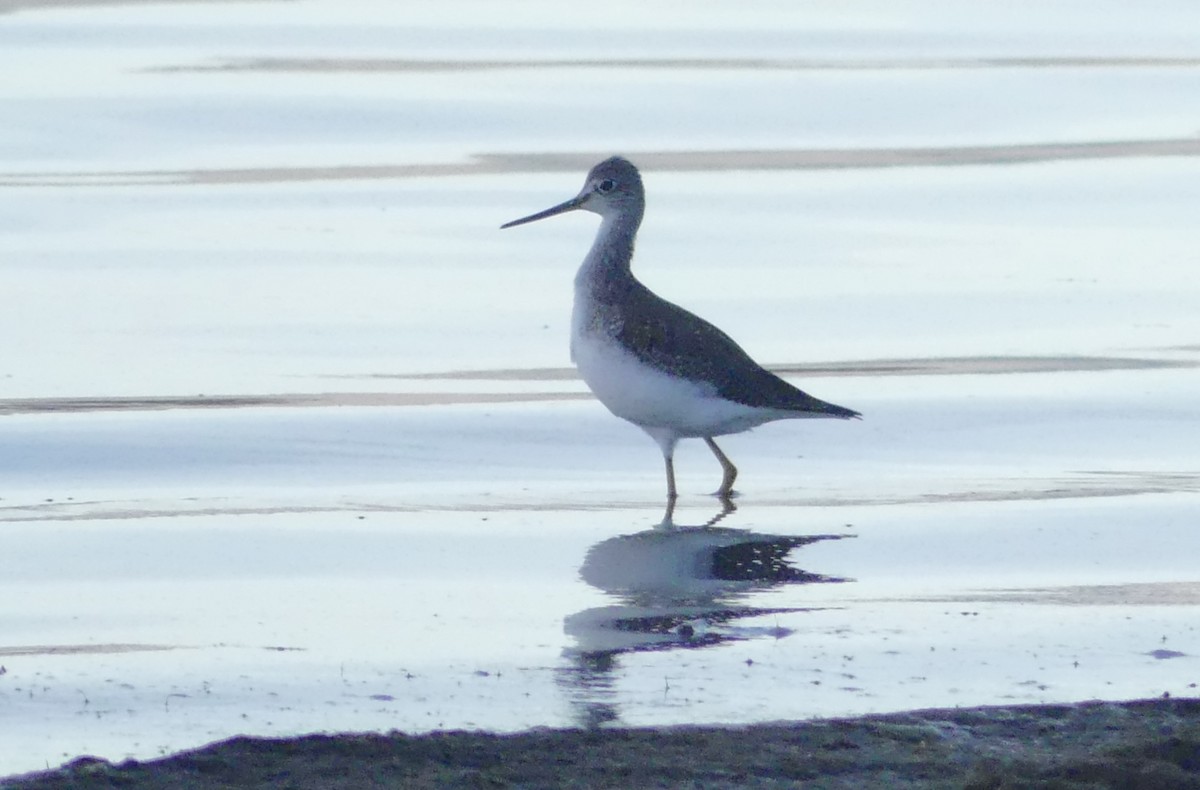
[2,0,1200,777]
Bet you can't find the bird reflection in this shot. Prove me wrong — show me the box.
[558,502,853,727]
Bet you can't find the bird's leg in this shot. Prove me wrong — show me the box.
[647,429,680,502]
[664,454,678,501]
[657,496,678,529]
[704,437,738,498]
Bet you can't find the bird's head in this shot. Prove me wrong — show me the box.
[501,156,644,229]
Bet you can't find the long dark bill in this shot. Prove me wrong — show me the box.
[500,195,585,229]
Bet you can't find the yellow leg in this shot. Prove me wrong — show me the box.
[704,437,738,498]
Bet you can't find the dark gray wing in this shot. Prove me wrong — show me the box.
[613,281,860,418]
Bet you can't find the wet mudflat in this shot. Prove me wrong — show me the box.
[9,700,1200,789]
[3,0,1200,784]
[2,362,1197,780]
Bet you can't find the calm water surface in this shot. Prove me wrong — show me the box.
[2,0,1199,775]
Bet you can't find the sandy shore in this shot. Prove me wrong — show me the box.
[5,138,1200,187]
[0,354,1193,415]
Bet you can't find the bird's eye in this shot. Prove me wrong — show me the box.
[596,178,615,193]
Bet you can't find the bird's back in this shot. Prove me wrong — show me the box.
[598,278,860,419]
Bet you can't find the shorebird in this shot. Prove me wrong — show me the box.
[501,156,859,500]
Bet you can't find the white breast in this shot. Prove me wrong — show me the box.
[571,300,780,439]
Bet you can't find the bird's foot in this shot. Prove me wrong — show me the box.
[657,495,678,529]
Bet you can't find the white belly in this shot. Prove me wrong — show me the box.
[571,326,781,438]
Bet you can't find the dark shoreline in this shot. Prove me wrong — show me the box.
[7,698,1199,789]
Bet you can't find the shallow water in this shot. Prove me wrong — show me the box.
[2,0,1200,776]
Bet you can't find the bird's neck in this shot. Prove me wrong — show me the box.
[575,211,640,300]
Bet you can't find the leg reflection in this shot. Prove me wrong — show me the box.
[562,504,854,727]
[658,493,737,530]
